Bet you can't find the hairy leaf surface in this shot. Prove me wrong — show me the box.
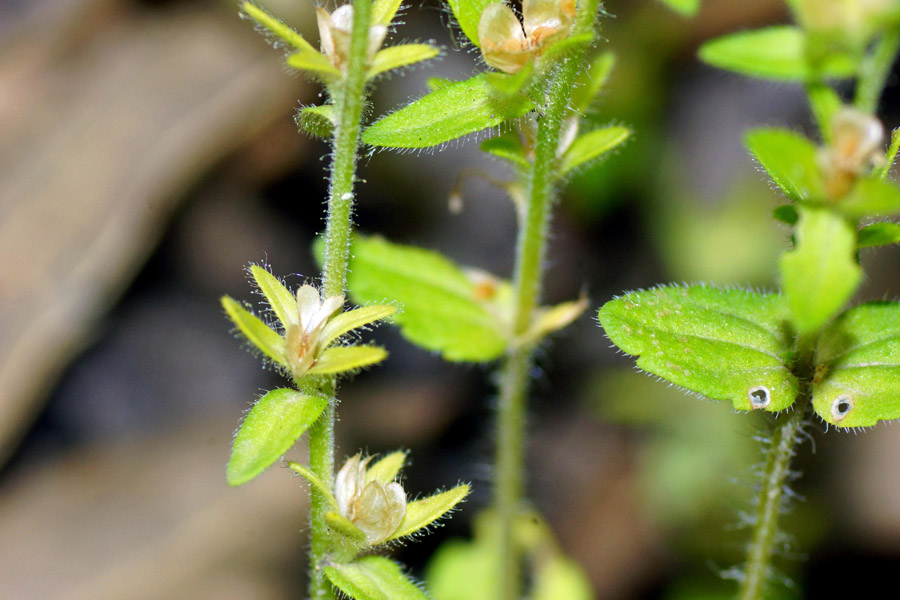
[325,556,429,600]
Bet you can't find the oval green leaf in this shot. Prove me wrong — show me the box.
[857,222,900,248]
[227,389,327,486]
[813,302,900,427]
[598,285,798,412]
[558,125,631,178]
[325,556,429,600]
[362,74,534,149]
[744,128,822,202]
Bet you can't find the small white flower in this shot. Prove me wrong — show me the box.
[334,454,407,545]
[317,4,388,72]
[285,284,344,378]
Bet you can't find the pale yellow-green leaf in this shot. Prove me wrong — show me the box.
[241,2,317,53]
[287,461,338,508]
[307,345,388,375]
[558,125,631,178]
[249,265,296,331]
[320,305,398,348]
[222,296,287,368]
[372,0,404,25]
[388,484,470,540]
[517,296,588,347]
[326,556,429,600]
[368,44,440,80]
[325,510,368,543]
[366,451,408,484]
[287,48,341,78]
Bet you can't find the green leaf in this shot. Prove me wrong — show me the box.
[363,74,534,149]
[241,2,317,53]
[656,0,700,17]
[857,222,900,248]
[221,296,287,368]
[320,304,398,348]
[344,236,509,361]
[533,555,594,600]
[296,105,336,139]
[840,177,900,217]
[227,389,327,486]
[813,302,900,427]
[367,451,408,484]
[780,206,861,335]
[286,48,341,79]
[325,556,429,600]
[426,538,497,600]
[572,51,615,112]
[598,285,798,412]
[388,484,470,540]
[744,128,822,202]
[806,83,842,144]
[558,125,631,178]
[249,265,296,331]
[480,134,530,170]
[372,0,404,26]
[518,297,588,348]
[773,204,799,226]
[446,0,496,47]
[484,60,535,96]
[307,345,388,375]
[368,44,440,80]
[698,26,855,81]
[287,461,338,508]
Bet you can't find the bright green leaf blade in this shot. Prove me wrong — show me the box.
[780,206,861,335]
[362,74,534,149]
[387,484,470,540]
[372,0,403,26]
[744,128,822,202]
[241,2,317,53]
[558,125,631,178]
[572,51,615,112]
[480,135,530,170]
[307,345,388,375]
[344,236,509,361]
[813,302,900,427]
[249,265,296,331]
[857,222,900,248]
[368,44,440,80]
[325,556,429,600]
[320,304,398,349]
[698,26,855,80]
[367,451,408,484]
[221,296,287,367]
[286,48,341,78]
[426,537,498,600]
[325,510,368,543]
[447,0,495,47]
[296,105,336,139]
[533,555,594,600]
[227,389,327,486]
[840,177,900,217]
[656,0,700,17]
[598,285,798,412]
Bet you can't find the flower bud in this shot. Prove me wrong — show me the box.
[819,108,885,199]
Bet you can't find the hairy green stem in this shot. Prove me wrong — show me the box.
[309,1,371,599]
[854,30,900,115]
[494,4,598,593]
[738,340,814,600]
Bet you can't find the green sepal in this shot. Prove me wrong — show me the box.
[839,177,900,218]
[481,134,530,171]
[485,60,535,96]
[744,128,822,202]
[362,73,534,149]
[572,51,615,113]
[325,510,369,543]
[446,0,496,47]
[698,26,855,81]
[366,451,408,484]
[780,206,861,335]
[656,0,700,17]
[240,2,317,53]
[368,44,440,80]
[372,0,404,26]
[286,48,341,79]
[533,555,594,600]
[325,556,429,600]
[341,235,510,362]
[296,105,337,139]
[517,296,588,348]
[249,265,296,331]
[773,204,799,226]
[813,302,900,427]
[226,389,327,486]
[320,304,398,348]
[221,296,287,368]
[558,125,631,178]
[598,285,798,412]
[806,83,843,143]
[857,222,900,248]
[307,345,388,375]
[287,461,339,508]
[387,484,470,540]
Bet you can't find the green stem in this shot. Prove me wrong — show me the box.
[854,29,900,115]
[309,1,371,599]
[738,340,814,600]
[494,6,597,593]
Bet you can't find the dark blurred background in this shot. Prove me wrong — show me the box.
[2,0,900,598]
